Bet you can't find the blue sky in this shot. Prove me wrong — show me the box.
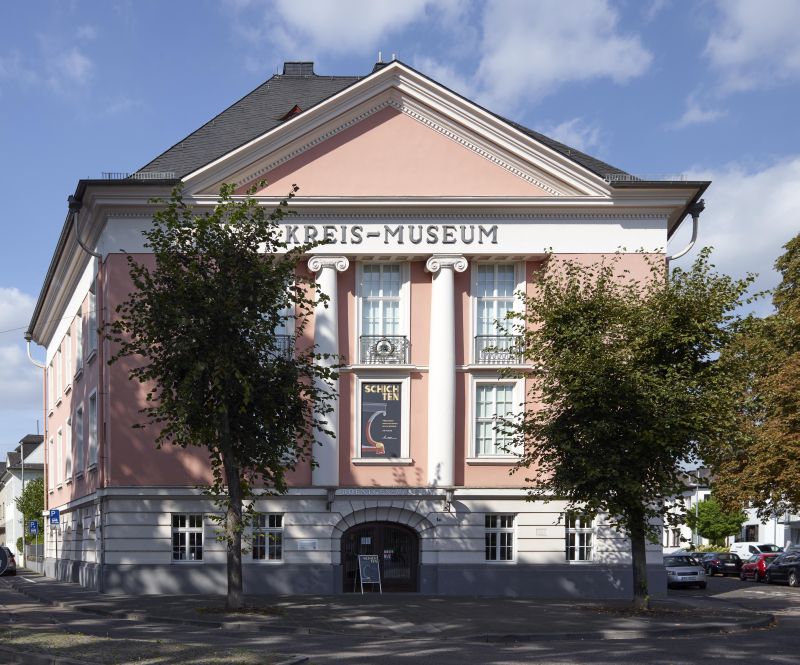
[1,0,799,453]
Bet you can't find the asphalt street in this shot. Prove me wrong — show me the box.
[1,574,798,664]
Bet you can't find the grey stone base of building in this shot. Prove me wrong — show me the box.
[44,558,666,598]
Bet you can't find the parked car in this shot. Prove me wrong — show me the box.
[740,553,779,582]
[702,552,743,576]
[664,555,707,589]
[729,542,783,558]
[0,546,16,576]
[765,550,800,587]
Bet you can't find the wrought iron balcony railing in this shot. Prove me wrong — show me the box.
[359,335,409,365]
[274,334,293,359]
[474,335,523,365]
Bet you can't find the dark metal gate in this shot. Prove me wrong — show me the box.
[342,522,419,592]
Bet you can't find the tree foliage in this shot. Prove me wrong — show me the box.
[685,497,745,547]
[706,233,800,518]
[15,477,45,548]
[504,249,752,608]
[108,183,336,609]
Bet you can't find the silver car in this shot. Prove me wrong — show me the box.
[664,554,707,589]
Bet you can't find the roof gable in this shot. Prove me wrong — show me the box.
[182,61,615,198]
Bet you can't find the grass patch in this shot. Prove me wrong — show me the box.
[195,604,286,617]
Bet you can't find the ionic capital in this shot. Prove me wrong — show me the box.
[307,256,350,273]
[425,254,468,274]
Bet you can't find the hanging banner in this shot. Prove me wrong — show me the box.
[360,382,402,458]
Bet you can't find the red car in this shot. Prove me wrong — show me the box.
[740,553,779,582]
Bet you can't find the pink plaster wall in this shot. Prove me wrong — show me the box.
[239,107,549,198]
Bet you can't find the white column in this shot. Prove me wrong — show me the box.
[307,256,350,487]
[425,254,467,487]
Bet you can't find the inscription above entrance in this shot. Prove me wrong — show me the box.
[284,223,498,246]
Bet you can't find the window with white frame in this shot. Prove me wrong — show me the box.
[47,363,54,411]
[55,429,62,486]
[474,382,517,457]
[75,312,83,373]
[172,514,203,561]
[48,437,54,490]
[485,514,515,561]
[565,513,594,562]
[473,263,522,364]
[359,264,408,364]
[74,406,84,475]
[252,514,283,561]
[64,330,71,389]
[88,392,98,468]
[55,349,62,399]
[65,417,72,481]
[87,287,97,357]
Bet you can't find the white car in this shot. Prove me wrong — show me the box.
[664,554,707,589]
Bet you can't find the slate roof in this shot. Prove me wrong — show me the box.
[137,61,627,181]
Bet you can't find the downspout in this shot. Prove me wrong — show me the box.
[666,199,705,270]
[24,332,46,572]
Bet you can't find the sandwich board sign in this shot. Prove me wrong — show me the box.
[356,554,382,594]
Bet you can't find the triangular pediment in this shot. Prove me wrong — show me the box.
[184,62,612,199]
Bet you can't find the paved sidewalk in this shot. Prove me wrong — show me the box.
[2,571,773,641]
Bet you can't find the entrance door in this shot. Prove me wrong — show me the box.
[342,522,419,592]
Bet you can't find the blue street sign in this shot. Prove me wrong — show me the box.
[29,520,39,535]
[49,509,60,525]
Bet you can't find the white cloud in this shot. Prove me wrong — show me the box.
[0,51,39,87]
[50,47,93,87]
[542,118,602,153]
[705,0,800,92]
[670,95,727,129]
[473,0,652,110]
[670,157,800,307]
[0,288,41,413]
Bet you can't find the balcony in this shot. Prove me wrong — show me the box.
[359,335,409,365]
[474,335,523,365]
[274,334,293,359]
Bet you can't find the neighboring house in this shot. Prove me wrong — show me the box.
[663,467,800,553]
[27,60,707,597]
[0,434,45,563]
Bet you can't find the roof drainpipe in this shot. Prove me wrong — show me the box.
[666,199,705,271]
[69,195,102,260]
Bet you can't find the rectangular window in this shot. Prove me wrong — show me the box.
[48,438,54,490]
[172,514,203,561]
[87,287,97,356]
[88,392,98,468]
[475,383,515,456]
[361,264,401,336]
[55,349,62,399]
[64,330,72,388]
[74,406,84,475]
[671,528,681,548]
[47,363,54,411]
[56,429,62,486]
[75,313,83,372]
[476,264,516,335]
[65,417,72,481]
[252,514,283,561]
[566,513,594,562]
[485,514,514,561]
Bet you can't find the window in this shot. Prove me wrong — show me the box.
[87,287,97,357]
[47,363,54,411]
[172,514,203,561]
[566,513,594,562]
[55,349,62,400]
[474,383,516,457]
[75,312,83,372]
[64,330,71,389]
[74,406,84,476]
[358,264,408,363]
[48,438,54,490]
[56,429,62,486]
[485,514,514,561]
[252,514,283,561]
[88,392,98,468]
[671,528,681,548]
[474,264,521,364]
[65,418,73,481]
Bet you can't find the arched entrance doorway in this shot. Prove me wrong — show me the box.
[342,522,419,592]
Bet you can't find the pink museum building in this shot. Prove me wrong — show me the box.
[28,61,707,596]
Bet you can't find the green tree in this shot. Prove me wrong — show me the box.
[503,250,752,609]
[685,498,745,547]
[15,477,45,548]
[706,233,800,519]
[109,183,336,609]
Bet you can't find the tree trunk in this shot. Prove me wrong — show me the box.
[629,525,649,611]
[221,420,244,610]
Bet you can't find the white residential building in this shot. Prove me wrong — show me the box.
[0,434,45,564]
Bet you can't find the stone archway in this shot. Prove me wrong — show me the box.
[341,521,419,592]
